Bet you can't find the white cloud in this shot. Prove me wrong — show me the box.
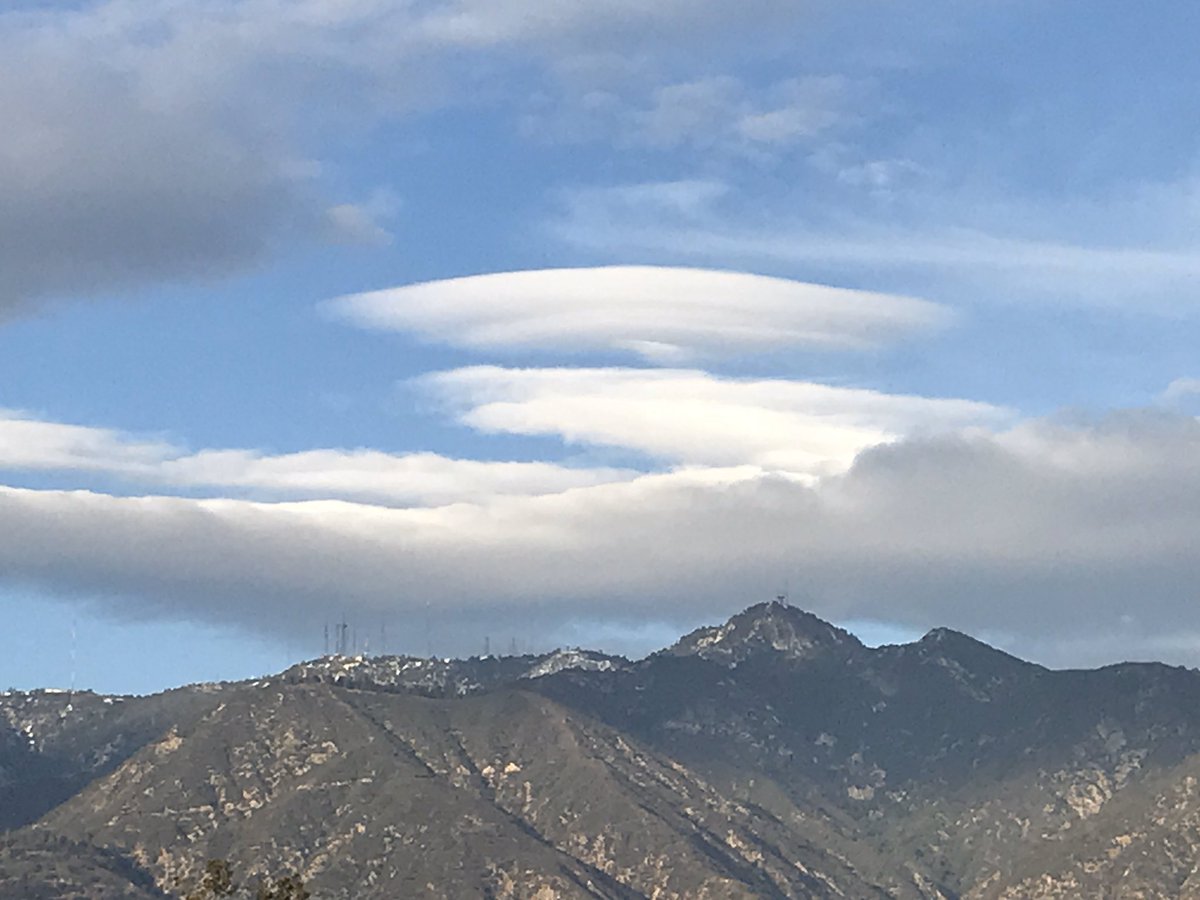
[1,359,1004,501]
[160,450,634,506]
[0,413,174,472]
[551,179,1200,310]
[1162,377,1200,405]
[566,179,731,219]
[422,366,1009,475]
[633,78,746,148]
[331,266,950,362]
[734,76,854,145]
[833,158,928,199]
[0,411,633,506]
[325,189,400,246]
[412,0,802,49]
[522,75,858,155]
[4,412,1200,666]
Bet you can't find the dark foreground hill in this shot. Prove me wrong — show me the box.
[6,601,1200,897]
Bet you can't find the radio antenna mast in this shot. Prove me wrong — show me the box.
[67,617,77,712]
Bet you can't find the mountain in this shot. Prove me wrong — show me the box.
[666,599,862,664]
[0,686,228,831]
[5,601,1200,897]
[0,832,167,899]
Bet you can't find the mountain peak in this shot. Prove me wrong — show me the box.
[667,600,863,665]
[919,626,978,647]
[915,626,1032,665]
[893,625,1041,687]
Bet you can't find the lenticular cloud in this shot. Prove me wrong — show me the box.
[330,266,951,362]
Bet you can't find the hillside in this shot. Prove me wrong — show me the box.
[5,600,1200,897]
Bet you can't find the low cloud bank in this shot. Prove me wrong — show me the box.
[3,412,1199,667]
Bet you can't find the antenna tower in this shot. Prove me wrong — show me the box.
[776,576,791,606]
[335,618,349,655]
[67,617,77,712]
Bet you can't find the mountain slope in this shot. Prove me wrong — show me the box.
[529,603,1200,896]
[0,831,167,899]
[35,680,900,899]
[7,600,1200,898]
[0,686,228,831]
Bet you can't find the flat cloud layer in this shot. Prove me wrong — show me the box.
[423,365,1007,475]
[2,412,1200,667]
[332,267,950,362]
[0,411,632,507]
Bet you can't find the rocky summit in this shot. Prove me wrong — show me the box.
[6,601,1200,898]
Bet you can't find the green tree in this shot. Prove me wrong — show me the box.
[254,873,311,900]
[182,858,310,899]
[185,859,236,899]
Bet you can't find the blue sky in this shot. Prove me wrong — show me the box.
[3,0,1200,694]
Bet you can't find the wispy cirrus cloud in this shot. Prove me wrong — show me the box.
[330,266,950,363]
[520,74,862,157]
[549,178,1200,310]
[410,0,805,48]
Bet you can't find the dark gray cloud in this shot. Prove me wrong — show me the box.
[0,0,880,316]
[0,38,312,316]
[1,411,1199,668]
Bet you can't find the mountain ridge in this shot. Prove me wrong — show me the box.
[665,599,864,665]
[5,600,1200,898]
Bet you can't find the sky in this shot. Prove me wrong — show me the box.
[3,0,1200,694]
